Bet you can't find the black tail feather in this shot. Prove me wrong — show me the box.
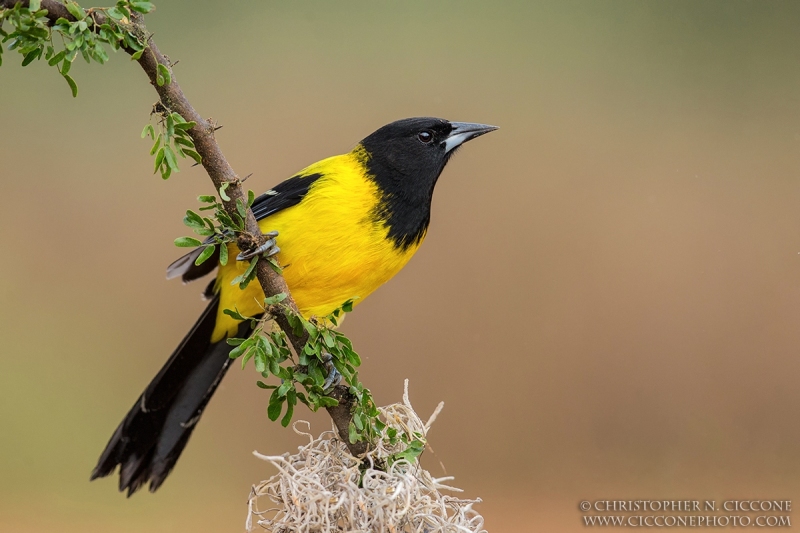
[91,295,254,495]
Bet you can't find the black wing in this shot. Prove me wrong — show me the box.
[166,172,323,283]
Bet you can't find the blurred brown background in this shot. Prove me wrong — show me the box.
[2,1,800,531]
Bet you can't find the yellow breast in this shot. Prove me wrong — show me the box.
[211,151,423,342]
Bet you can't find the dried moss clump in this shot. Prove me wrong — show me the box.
[247,381,486,533]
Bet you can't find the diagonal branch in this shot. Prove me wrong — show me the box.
[1,0,363,455]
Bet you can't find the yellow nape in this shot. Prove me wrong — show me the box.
[210,148,423,342]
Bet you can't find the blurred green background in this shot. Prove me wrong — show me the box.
[2,1,800,531]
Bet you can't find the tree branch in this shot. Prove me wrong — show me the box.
[1,0,362,455]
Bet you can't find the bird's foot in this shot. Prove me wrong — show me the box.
[321,352,343,392]
[236,231,280,261]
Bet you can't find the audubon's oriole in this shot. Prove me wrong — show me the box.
[91,117,497,495]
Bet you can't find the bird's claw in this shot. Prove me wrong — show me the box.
[236,231,280,261]
[321,352,342,392]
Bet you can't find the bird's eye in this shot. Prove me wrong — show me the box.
[418,131,433,144]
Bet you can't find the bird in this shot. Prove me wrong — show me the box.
[90,117,497,495]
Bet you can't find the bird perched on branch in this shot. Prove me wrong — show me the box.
[91,117,497,495]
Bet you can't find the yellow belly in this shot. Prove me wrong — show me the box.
[211,153,422,342]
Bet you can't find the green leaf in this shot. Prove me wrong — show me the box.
[233,255,259,289]
[317,396,339,408]
[264,292,287,306]
[194,244,216,265]
[217,211,235,229]
[63,74,78,98]
[236,199,247,219]
[173,120,196,131]
[280,401,294,427]
[322,330,335,348]
[92,44,109,64]
[21,48,41,67]
[303,320,318,339]
[156,63,171,86]
[164,113,175,138]
[198,195,216,203]
[256,380,276,390]
[267,397,283,421]
[254,350,267,373]
[342,300,354,313]
[116,2,131,18]
[182,149,202,165]
[131,48,144,61]
[393,439,426,463]
[276,380,292,398]
[284,310,302,337]
[219,182,231,201]
[48,50,66,66]
[183,210,204,229]
[344,347,361,367]
[268,358,280,377]
[61,57,72,75]
[164,145,179,172]
[231,213,244,231]
[154,146,165,172]
[66,2,86,20]
[173,136,195,148]
[348,423,359,444]
[267,257,283,275]
[295,392,310,407]
[309,362,324,386]
[107,6,124,19]
[248,189,256,206]
[130,1,155,14]
[219,243,228,266]
[174,236,201,247]
[228,344,246,359]
[149,133,162,155]
[29,0,41,10]
[257,334,273,357]
[223,308,249,321]
[141,123,154,139]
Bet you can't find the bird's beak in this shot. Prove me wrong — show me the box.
[444,122,499,153]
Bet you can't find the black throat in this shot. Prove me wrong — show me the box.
[360,145,445,251]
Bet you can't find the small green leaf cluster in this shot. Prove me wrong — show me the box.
[227,299,400,449]
[0,1,51,69]
[223,296,339,429]
[142,110,200,180]
[174,190,260,270]
[0,1,153,97]
[388,432,426,467]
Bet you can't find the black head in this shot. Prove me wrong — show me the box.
[358,117,497,249]
[360,117,497,188]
